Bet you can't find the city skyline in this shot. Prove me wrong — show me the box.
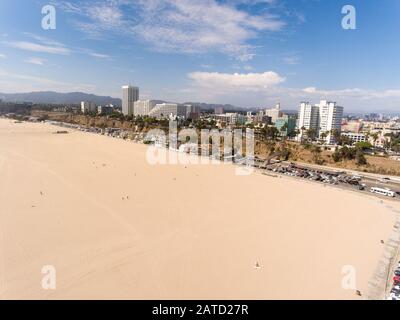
[1,0,400,112]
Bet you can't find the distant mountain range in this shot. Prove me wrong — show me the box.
[0,91,122,106]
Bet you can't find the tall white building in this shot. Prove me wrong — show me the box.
[297,100,344,144]
[81,101,97,114]
[148,103,187,119]
[265,103,282,124]
[297,102,319,140]
[133,100,156,116]
[122,85,139,116]
[317,100,344,144]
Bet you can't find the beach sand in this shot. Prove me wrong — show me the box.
[0,118,399,300]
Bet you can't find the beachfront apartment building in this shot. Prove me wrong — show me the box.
[297,100,344,144]
[297,102,319,140]
[317,100,344,144]
[147,103,187,119]
[122,85,139,116]
[81,101,97,114]
[133,100,156,116]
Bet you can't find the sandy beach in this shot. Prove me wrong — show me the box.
[0,118,399,300]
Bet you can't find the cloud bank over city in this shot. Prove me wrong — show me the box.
[0,0,400,112]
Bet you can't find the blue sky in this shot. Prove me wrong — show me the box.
[0,0,400,112]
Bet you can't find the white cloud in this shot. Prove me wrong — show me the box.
[87,52,111,59]
[301,86,400,100]
[302,87,317,93]
[56,0,285,60]
[4,41,70,55]
[87,5,123,27]
[23,33,66,48]
[24,57,46,65]
[0,54,6,59]
[188,70,285,91]
[5,33,111,59]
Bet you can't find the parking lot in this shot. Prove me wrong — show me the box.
[387,263,400,300]
[254,160,400,201]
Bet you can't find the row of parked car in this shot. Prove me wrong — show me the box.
[387,263,400,300]
[266,164,366,188]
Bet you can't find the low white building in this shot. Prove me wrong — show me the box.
[147,103,187,119]
[341,132,367,143]
[133,100,156,116]
[81,101,97,114]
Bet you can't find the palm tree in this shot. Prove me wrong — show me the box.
[371,132,379,146]
[319,131,328,145]
[330,129,341,144]
[306,128,317,141]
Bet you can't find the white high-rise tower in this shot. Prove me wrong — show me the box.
[297,100,343,144]
[297,102,319,140]
[317,100,343,144]
[122,85,139,116]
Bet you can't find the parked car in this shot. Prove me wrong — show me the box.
[391,287,400,294]
[393,276,400,284]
